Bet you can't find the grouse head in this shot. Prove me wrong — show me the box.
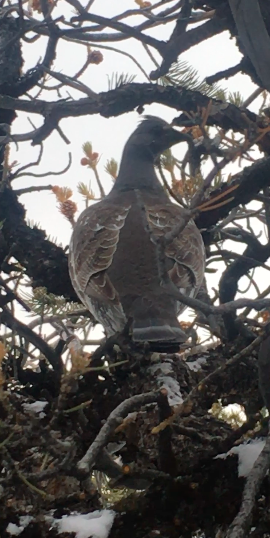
[125,116,185,161]
[113,116,186,192]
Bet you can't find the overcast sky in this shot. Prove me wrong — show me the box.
[11,0,262,250]
[7,0,270,347]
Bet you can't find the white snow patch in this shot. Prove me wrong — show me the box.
[107,441,126,455]
[23,401,47,418]
[158,376,183,406]
[149,360,173,376]
[125,412,138,421]
[178,341,219,360]
[54,510,115,538]
[187,357,207,372]
[148,360,182,406]
[6,516,33,535]
[215,439,266,477]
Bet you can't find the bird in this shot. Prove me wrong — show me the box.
[69,116,205,352]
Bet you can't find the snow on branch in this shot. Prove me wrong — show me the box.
[225,425,270,538]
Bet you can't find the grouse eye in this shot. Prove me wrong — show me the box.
[152,125,165,136]
[150,126,166,142]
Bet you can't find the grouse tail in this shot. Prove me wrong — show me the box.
[132,317,187,353]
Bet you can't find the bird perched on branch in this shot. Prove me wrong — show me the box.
[69,116,205,352]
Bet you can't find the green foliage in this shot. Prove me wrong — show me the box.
[159,60,226,100]
[105,158,118,180]
[160,148,176,172]
[228,91,244,107]
[159,60,248,107]
[27,219,63,248]
[20,286,81,316]
[77,181,95,202]
[212,170,224,189]
[26,219,42,230]
[107,72,136,90]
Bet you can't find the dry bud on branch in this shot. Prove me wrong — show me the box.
[88,50,103,65]
[135,0,152,8]
[52,186,77,226]
[81,142,100,169]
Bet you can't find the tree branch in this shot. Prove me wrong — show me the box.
[225,422,270,538]
[150,10,229,79]
[0,83,270,149]
[0,306,62,372]
[77,391,159,473]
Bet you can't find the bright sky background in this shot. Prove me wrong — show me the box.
[11,0,262,249]
[7,0,270,344]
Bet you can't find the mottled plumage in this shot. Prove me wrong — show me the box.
[69,117,205,351]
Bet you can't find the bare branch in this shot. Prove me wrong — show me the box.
[77,391,159,473]
[0,306,62,372]
[14,185,52,195]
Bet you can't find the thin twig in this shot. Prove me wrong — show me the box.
[0,307,62,373]
[14,185,52,195]
[14,152,72,178]
[0,276,32,312]
[92,165,105,198]
[43,66,96,97]
[64,399,92,414]
[242,87,264,108]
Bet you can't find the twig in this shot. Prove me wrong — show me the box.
[191,155,232,208]
[10,144,44,179]
[0,276,32,312]
[0,307,62,373]
[77,391,159,473]
[64,399,92,414]
[43,66,96,97]
[16,467,49,498]
[157,389,177,474]
[64,360,129,382]
[158,161,188,208]
[164,293,270,318]
[242,87,264,108]
[150,16,227,80]
[28,309,89,330]
[218,298,270,314]
[0,432,14,448]
[92,165,105,198]
[13,151,72,178]
[173,424,209,444]
[14,185,52,195]
[2,447,51,498]
[69,9,165,53]
[87,42,150,81]
[206,62,243,85]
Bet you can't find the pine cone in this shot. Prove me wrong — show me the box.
[60,200,77,225]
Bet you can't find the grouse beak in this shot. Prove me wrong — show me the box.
[162,123,189,148]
